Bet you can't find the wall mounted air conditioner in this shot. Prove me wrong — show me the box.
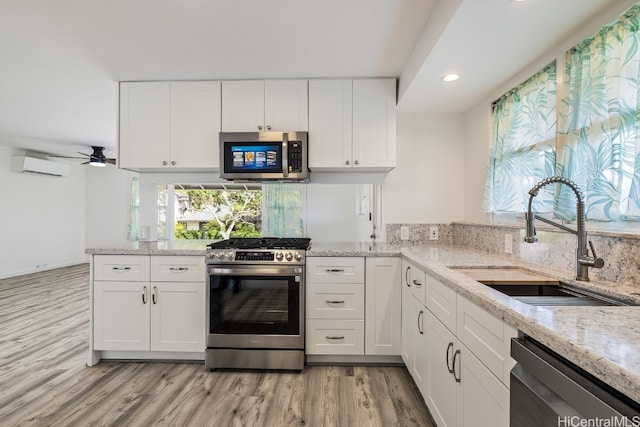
[11,156,70,177]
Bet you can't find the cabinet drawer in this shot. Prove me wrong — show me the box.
[306,257,364,283]
[457,296,517,386]
[407,263,426,305]
[426,274,456,333]
[305,319,364,355]
[93,255,150,282]
[306,283,364,319]
[151,256,205,282]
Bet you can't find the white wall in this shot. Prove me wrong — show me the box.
[463,104,491,223]
[385,112,465,224]
[0,145,87,278]
[85,165,137,248]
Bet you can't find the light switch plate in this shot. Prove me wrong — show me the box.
[400,226,410,240]
[505,234,513,254]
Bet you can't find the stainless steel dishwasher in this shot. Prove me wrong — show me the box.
[510,336,640,426]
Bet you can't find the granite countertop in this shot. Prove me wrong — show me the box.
[86,240,640,403]
[85,240,216,255]
[399,244,640,405]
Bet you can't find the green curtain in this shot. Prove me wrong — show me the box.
[556,4,640,221]
[482,64,557,213]
[262,183,305,237]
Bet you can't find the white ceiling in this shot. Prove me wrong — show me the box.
[0,0,632,158]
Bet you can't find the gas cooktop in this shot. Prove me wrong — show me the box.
[207,237,311,250]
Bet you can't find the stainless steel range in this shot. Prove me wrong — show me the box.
[205,237,311,371]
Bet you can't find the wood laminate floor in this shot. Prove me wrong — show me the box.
[0,264,435,427]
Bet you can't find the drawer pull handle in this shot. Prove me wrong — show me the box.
[446,342,454,373]
[325,269,345,273]
[405,266,411,287]
[418,310,424,334]
[412,279,422,287]
[112,267,131,271]
[142,286,147,304]
[169,267,189,271]
[326,336,345,340]
[152,286,157,304]
[326,300,345,304]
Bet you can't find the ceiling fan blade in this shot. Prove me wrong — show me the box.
[106,158,116,165]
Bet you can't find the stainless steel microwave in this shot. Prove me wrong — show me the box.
[219,131,308,181]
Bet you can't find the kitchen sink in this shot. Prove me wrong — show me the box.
[484,282,625,306]
[452,267,632,307]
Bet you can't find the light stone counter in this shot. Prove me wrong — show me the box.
[306,241,401,257]
[400,244,640,405]
[85,240,215,256]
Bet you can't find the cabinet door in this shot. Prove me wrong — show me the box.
[94,281,150,351]
[401,260,414,366]
[365,257,401,355]
[221,80,265,131]
[150,282,205,352]
[265,80,308,131]
[119,82,171,168]
[352,79,396,170]
[410,295,427,391]
[458,344,509,427]
[308,79,352,169]
[170,81,221,168]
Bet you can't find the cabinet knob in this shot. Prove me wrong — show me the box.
[162,161,168,166]
[346,160,350,166]
[171,160,176,166]
[266,125,271,131]
[354,160,359,165]
[258,125,263,131]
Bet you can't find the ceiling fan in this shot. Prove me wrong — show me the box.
[51,146,116,167]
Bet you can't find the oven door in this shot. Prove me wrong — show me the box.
[206,264,304,349]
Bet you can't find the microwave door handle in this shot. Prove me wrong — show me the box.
[282,132,289,178]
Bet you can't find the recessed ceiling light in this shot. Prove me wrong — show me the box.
[442,73,460,82]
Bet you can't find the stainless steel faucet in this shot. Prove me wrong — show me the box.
[525,176,604,281]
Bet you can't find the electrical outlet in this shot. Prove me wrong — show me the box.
[505,234,513,254]
[429,226,439,241]
[400,226,410,241]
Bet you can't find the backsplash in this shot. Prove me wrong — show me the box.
[387,222,640,288]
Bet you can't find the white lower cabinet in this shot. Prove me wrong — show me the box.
[94,281,151,351]
[402,261,513,427]
[306,257,365,355]
[92,255,205,355]
[365,257,401,355]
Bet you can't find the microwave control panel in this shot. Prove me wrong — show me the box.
[288,142,304,173]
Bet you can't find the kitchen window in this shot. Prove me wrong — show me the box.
[484,2,640,227]
[158,183,305,240]
[482,64,557,214]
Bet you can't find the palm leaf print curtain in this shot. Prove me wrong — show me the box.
[262,183,305,237]
[482,64,557,213]
[556,4,640,221]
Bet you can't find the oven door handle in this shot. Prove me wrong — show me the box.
[207,266,303,276]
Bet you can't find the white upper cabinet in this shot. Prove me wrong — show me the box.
[119,81,221,170]
[353,79,396,170]
[308,79,353,169]
[308,78,396,171]
[221,80,308,132]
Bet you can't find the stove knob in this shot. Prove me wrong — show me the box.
[216,252,225,260]
[294,252,302,261]
[285,252,293,261]
[226,251,234,260]
[275,252,284,261]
